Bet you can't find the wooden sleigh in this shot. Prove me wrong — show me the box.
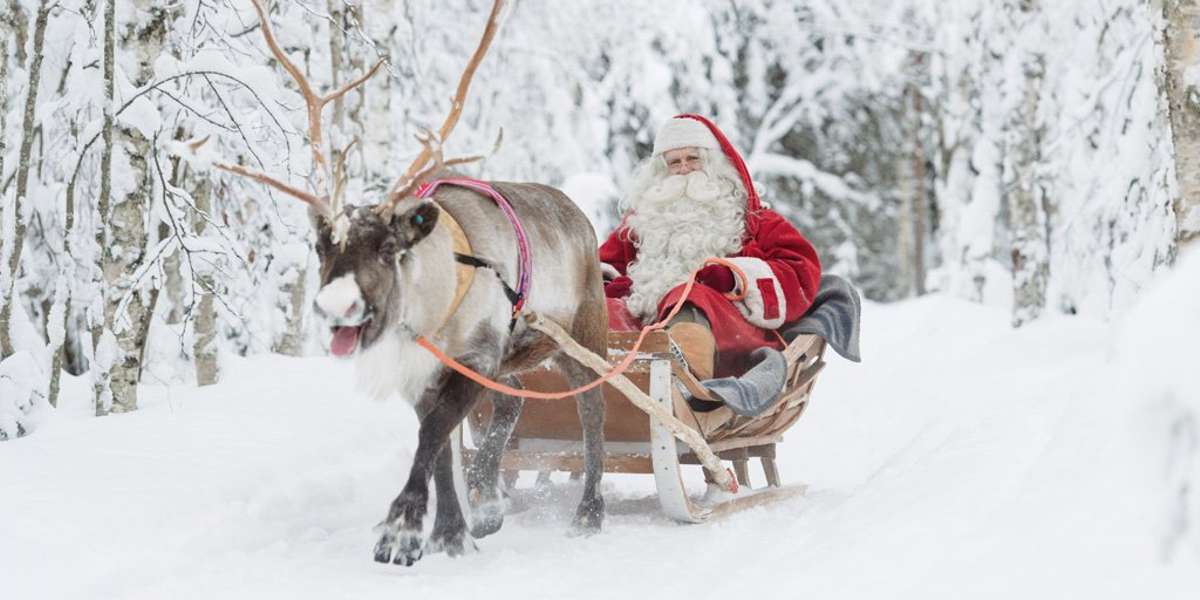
[463,318,828,523]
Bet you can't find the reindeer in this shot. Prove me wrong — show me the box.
[207,0,609,565]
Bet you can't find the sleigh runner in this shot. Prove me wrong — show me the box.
[462,275,858,523]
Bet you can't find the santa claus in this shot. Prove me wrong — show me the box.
[599,114,821,380]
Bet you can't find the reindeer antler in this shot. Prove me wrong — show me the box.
[378,0,506,216]
[202,0,382,221]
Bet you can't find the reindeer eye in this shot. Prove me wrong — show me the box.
[379,238,399,257]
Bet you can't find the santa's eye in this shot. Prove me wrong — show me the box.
[669,155,701,167]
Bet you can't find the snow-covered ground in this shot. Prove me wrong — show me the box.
[3,253,1198,600]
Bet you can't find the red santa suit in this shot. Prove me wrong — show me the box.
[599,114,822,377]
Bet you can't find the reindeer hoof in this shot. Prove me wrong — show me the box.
[373,527,424,566]
[570,495,605,535]
[469,488,507,538]
[428,527,475,558]
[470,498,506,539]
[372,529,396,563]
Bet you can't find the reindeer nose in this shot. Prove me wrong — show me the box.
[313,297,365,321]
[313,274,366,322]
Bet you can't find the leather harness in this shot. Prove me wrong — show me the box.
[419,178,530,331]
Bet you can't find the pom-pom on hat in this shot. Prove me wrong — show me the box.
[652,117,721,156]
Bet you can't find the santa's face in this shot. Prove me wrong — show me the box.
[663,147,704,175]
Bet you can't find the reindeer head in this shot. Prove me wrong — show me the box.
[204,0,504,356]
[310,202,440,356]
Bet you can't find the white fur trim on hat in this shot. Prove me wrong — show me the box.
[653,118,721,156]
[724,257,786,330]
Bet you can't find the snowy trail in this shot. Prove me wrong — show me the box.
[2,290,1196,599]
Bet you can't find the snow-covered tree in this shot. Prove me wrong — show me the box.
[1004,0,1050,327]
[1162,0,1200,249]
[1,0,49,360]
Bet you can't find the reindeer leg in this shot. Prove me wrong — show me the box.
[427,442,476,557]
[564,289,610,534]
[468,386,523,538]
[374,371,480,566]
[565,359,606,534]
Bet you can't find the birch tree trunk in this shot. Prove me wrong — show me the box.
[100,4,172,412]
[162,129,187,326]
[328,0,347,131]
[0,40,9,332]
[1006,0,1050,328]
[92,0,117,415]
[2,0,28,68]
[912,95,928,298]
[272,251,309,357]
[1163,0,1200,248]
[1,0,50,360]
[898,58,928,298]
[193,177,218,386]
[957,4,1007,304]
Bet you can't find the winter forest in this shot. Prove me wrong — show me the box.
[2,0,1198,598]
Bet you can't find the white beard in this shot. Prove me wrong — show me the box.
[624,170,745,321]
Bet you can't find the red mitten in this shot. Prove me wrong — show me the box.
[696,264,735,293]
[605,275,633,298]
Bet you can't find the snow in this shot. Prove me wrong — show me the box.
[560,172,619,234]
[0,350,47,439]
[46,277,67,350]
[3,255,1198,599]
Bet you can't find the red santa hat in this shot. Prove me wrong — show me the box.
[653,114,762,213]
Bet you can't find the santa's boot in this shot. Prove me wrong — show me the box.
[667,322,716,381]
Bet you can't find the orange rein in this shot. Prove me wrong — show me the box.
[414,257,749,400]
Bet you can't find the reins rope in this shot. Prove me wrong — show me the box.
[415,257,749,399]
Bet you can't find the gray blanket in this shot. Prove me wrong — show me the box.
[692,274,863,417]
[781,274,862,363]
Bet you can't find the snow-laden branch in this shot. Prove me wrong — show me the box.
[748,152,880,209]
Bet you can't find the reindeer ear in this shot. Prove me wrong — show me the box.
[391,201,440,248]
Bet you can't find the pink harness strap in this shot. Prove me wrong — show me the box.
[415,178,532,320]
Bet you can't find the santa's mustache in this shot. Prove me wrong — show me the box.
[641,170,723,206]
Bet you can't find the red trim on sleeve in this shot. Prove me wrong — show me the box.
[756,278,780,321]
